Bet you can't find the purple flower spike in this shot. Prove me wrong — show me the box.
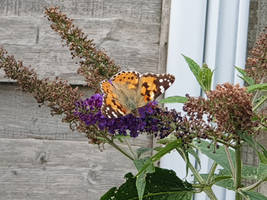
[75,95,177,139]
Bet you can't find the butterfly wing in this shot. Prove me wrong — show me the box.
[100,80,129,118]
[111,71,140,89]
[137,73,175,107]
[101,71,141,118]
[101,71,175,118]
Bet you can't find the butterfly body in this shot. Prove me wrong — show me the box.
[100,71,175,118]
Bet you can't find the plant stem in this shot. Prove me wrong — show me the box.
[176,148,205,184]
[235,145,242,200]
[124,137,137,159]
[203,187,218,200]
[252,78,264,105]
[207,162,218,183]
[224,146,235,180]
[100,132,134,161]
[176,148,218,200]
[240,179,264,191]
[207,135,235,148]
[253,95,267,111]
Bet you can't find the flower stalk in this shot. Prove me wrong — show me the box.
[207,162,217,184]
[224,145,235,180]
[235,144,242,200]
[176,148,204,184]
[99,131,134,161]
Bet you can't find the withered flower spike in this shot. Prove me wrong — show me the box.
[0,48,106,143]
[45,7,120,91]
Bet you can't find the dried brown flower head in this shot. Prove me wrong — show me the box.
[246,27,267,83]
[45,7,120,91]
[183,83,256,144]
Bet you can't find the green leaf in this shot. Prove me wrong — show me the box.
[183,55,201,84]
[101,187,117,200]
[112,134,131,143]
[153,146,163,151]
[242,191,267,200]
[136,147,153,159]
[200,171,234,190]
[199,64,214,91]
[187,147,201,169]
[218,165,258,180]
[194,140,235,172]
[100,167,193,200]
[215,178,235,190]
[137,139,182,177]
[253,95,267,111]
[257,163,267,181]
[157,133,177,144]
[247,83,267,93]
[183,55,213,92]
[201,164,258,191]
[235,66,255,86]
[259,152,267,164]
[159,96,188,104]
[240,132,267,164]
[134,158,155,200]
[242,165,258,180]
[195,142,258,180]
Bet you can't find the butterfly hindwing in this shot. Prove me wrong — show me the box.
[100,80,129,118]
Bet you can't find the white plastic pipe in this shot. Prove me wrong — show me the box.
[164,0,251,199]
[162,0,207,180]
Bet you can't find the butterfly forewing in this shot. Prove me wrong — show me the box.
[138,73,175,105]
[111,71,140,89]
[100,71,175,118]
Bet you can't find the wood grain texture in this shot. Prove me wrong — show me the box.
[157,0,171,74]
[0,1,167,199]
[0,138,136,200]
[0,84,153,147]
[0,0,161,23]
[0,0,162,83]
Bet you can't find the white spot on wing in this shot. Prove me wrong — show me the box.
[112,112,118,118]
[160,85,165,93]
[159,79,163,83]
[118,109,124,115]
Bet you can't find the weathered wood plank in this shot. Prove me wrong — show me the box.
[0,0,162,83]
[0,138,136,200]
[0,0,161,24]
[0,84,152,146]
[157,0,171,74]
[0,16,160,83]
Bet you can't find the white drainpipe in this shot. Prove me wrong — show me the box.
[163,0,251,199]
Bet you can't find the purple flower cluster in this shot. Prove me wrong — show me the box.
[74,94,177,138]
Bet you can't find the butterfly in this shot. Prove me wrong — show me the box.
[100,71,175,118]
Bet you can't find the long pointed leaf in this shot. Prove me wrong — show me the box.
[235,66,255,86]
[247,83,267,92]
[159,96,188,104]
